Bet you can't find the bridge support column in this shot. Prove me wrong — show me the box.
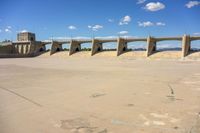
[50,41,63,55]
[69,40,81,56]
[91,39,103,56]
[117,38,127,56]
[182,35,191,57]
[146,36,156,57]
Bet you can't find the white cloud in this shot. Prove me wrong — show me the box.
[108,19,114,22]
[138,21,166,27]
[156,22,166,26]
[0,29,2,33]
[4,26,12,33]
[5,28,12,33]
[68,25,77,30]
[88,25,103,31]
[137,0,147,4]
[119,15,131,25]
[194,32,200,35]
[144,2,165,11]
[186,1,200,8]
[20,30,28,33]
[138,21,154,27]
[118,31,129,35]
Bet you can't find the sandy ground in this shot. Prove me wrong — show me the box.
[0,53,200,133]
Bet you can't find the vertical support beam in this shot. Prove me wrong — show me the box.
[91,39,103,56]
[24,44,28,54]
[20,44,24,54]
[27,44,31,54]
[14,44,19,54]
[69,40,81,56]
[146,36,156,57]
[50,41,63,55]
[117,38,127,56]
[182,35,191,57]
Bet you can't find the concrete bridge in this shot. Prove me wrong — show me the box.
[1,33,200,58]
[38,35,200,57]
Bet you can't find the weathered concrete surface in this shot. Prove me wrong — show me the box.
[50,41,63,55]
[69,40,81,56]
[0,58,200,133]
[0,45,14,54]
[91,39,103,56]
[182,35,191,57]
[117,38,127,56]
[146,36,156,57]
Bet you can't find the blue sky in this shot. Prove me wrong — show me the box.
[0,0,200,43]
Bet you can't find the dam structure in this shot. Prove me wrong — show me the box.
[0,32,200,58]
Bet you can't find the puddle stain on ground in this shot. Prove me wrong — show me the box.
[60,118,107,133]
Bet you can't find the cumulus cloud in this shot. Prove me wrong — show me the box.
[144,2,165,11]
[68,25,77,30]
[119,15,131,25]
[4,26,12,33]
[186,1,200,8]
[156,22,166,26]
[5,28,12,33]
[138,21,166,27]
[108,19,114,22]
[137,0,147,4]
[16,29,28,33]
[118,31,129,35]
[138,21,154,27]
[88,25,103,31]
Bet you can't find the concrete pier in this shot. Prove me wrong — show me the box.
[91,39,103,56]
[50,41,63,55]
[182,35,191,57]
[69,40,81,56]
[146,36,156,57]
[117,38,127,56]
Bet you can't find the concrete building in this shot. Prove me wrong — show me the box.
[17,32,36,41]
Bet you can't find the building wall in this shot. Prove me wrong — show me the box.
[17,32,36,41]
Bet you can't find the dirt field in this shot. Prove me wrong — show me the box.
[0,53,200,133]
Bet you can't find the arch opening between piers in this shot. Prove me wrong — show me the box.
[45,44,52,52]
[156,41,182,51]
[102,42,117,51]
[117,41,147,57]
[152,40,182,58]
[62,44,70,51]
[92,41,117,56]
[127,42,146,51]
[37,43,51,56]
[189,40,200,56]
[81,43,92,51]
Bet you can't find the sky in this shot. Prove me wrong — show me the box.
[0,0,200,46]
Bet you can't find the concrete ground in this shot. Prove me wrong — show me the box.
[0,55,200,133]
